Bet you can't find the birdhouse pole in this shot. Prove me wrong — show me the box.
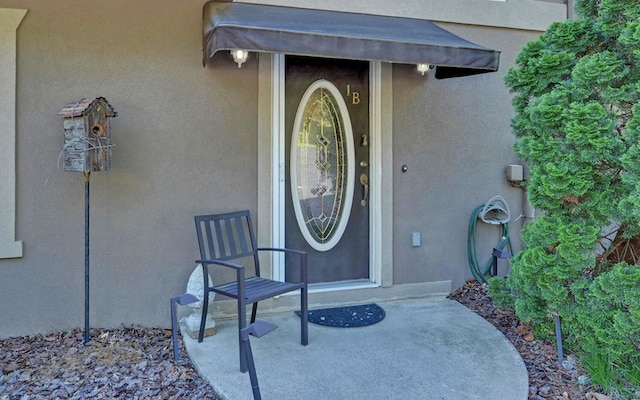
[59,98,117,345]
[84,171,90,344]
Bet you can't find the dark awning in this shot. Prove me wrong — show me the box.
[203,1,500,79]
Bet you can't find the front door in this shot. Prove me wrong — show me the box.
[285,56,370,284]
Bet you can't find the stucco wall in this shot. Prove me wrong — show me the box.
[0,0,565,337]
[392,24,543,286]
[0,0,259,337]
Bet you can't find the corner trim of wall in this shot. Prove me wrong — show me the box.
[0,8,27,259]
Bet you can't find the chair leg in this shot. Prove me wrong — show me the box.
[238,300,248,372]
[301,287,308,346]
[198,289,209,343]
[240,327,262,400]
[250,302,258,324]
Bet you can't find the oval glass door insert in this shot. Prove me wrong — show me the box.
[290,79,355,251]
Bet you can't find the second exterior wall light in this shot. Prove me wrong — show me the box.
[417,63,433,75]
[231,49,249,67]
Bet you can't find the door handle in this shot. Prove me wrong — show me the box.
[360,173,369,206]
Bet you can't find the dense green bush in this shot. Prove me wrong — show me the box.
[502,0,640,395]
[486,276,515,312]
[571,263,640,391]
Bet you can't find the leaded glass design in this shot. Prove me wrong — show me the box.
[291,80,354,251]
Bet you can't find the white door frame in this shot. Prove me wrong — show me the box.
[257,53,394,289]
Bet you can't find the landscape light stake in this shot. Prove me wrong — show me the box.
[554,313,564,364]
[170,294,199,360]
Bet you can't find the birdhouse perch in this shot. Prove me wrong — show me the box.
[59,97,117,172]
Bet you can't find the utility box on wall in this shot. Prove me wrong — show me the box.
[58,97,117,172]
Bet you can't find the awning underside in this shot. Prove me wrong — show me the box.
[203,1,500,79]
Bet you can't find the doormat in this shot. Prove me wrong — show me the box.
[296,303,385,328]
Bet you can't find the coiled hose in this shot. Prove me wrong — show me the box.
[467,197,513,284]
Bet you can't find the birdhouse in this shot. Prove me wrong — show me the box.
[59,97,117,173]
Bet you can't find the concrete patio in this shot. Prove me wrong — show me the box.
[182,296,528,400]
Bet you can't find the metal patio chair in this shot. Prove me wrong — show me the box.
[194,210,308,372]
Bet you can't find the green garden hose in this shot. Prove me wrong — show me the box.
[467,199,513,284]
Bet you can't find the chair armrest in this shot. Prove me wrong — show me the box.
[256,247,305,257]
[196,259,246,291]
[255,248,307,283]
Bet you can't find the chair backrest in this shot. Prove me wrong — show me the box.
[195,210,262,276]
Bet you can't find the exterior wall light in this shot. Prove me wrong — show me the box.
[417,63,433,75]
[231,49,249,67]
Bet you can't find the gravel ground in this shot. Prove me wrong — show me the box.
[0,281,606,400]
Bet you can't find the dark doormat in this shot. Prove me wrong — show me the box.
[296,303,385,327]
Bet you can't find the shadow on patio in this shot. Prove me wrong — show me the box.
[183,297,528,400]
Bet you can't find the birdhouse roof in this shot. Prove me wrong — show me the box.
[58,97,117,118]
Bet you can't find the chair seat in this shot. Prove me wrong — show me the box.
[213,276,305,303]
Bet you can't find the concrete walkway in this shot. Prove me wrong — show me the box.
[183,297,528,400]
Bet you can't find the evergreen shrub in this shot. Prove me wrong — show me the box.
[501,0,640,395]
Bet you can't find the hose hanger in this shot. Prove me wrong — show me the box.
[468,195,513,284]
[479,195,511,225]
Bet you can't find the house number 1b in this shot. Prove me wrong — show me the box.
[346,84,361,105]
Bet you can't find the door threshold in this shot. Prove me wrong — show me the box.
[308,279,378,294]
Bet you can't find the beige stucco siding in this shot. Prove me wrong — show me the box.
[392,24,543,285]
[0,0,566,337]
[0,0,259,336]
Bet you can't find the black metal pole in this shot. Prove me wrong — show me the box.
[554,314,564,364]
[84,171,90,345]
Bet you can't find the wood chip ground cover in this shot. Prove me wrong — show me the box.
[0,326,219,399]
[450,280,597,400]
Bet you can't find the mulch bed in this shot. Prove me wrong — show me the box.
[0,280,605,399]
[0,326,219,399]
[450,279,594,400]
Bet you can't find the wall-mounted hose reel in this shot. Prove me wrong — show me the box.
[468,196,513,283]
